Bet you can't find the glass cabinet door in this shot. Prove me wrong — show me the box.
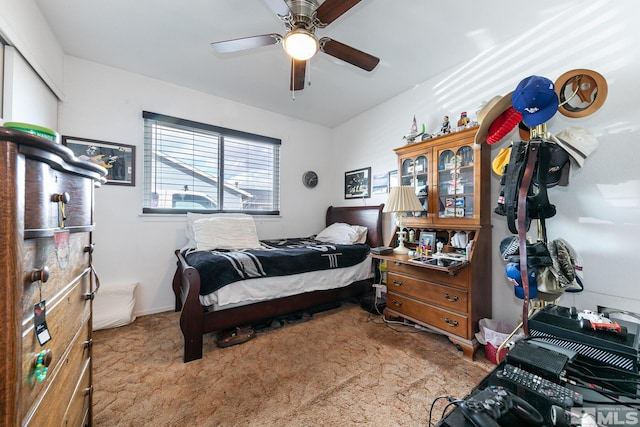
[400,155,428,217]
[401,158,414,187]
[437,145,474,218]
[414,155,428,216]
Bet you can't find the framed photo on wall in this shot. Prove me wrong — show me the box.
[344,167,371,199]
[388,170,398,189]
[62,136,135,186]
[372,172,389,194]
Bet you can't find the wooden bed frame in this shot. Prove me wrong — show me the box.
[172,204,385,362]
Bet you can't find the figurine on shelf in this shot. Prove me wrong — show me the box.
[436,241,444,254]
[440,116,451,134]
[403,115,426,143]
[418,242,428,261]
[457,112,469,129]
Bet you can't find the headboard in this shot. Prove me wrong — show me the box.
[325,204,385,248]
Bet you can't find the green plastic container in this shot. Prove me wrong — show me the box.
[3,121,58,142]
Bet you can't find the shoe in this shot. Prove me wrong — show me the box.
[284,312,312,324]
[216,326,255,348]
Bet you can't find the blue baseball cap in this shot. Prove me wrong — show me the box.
[511,76,559,127]
[505,262,538,299]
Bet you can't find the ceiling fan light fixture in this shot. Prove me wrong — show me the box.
[283,29,318,60]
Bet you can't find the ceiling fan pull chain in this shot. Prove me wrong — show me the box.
[307,60,311,87]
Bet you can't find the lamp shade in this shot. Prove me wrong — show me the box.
[383,186,424,213]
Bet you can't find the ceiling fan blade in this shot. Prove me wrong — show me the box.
[315,0,362,25]
[211,34,281,53]
[262,0,291,17]
[290,59,306,91]
[319,38,379,71]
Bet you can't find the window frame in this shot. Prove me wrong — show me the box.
[142,111,281,215]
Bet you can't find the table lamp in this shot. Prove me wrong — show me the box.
[383,186,424,254]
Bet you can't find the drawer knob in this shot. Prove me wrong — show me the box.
[392,279,403,287]
[51,192,71,227]
[51,192,71,204]
[392,299,403,307]
[30,266,50,283]
[31,349,52,382]
[444,293,459,302]
[444,317,459,327]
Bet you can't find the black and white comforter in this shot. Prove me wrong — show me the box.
[184,238,370,296]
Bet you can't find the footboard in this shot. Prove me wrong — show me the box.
[173,250,206,362]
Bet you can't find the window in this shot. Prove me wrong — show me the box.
[143,111,280,214]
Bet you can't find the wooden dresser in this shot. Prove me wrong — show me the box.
[0,128,106,426]
[374,127,492,359]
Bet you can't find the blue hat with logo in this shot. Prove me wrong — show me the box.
[505,262,538,299]
[511,76,559,127]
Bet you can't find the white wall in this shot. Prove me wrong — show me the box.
[58,57,335,315]
[331,0,640,326]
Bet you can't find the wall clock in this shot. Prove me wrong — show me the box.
[302,171,318,188]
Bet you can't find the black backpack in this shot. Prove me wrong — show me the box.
[494,138,557,235]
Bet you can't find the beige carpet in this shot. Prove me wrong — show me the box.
[92,303,495,426]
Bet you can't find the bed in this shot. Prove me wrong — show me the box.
[172,204,385,362]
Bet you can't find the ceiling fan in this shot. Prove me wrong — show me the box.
[210,0,380,91]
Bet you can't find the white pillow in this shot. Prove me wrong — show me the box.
[353,225,368,244]
[185,212,248,249]
[315,222,368,245]
[193,215,262,251]
[93,283,138,331]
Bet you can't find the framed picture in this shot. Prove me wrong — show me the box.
[388,170,398,188]
[372,173,389,194]
[419,231,436,251]
[344,167,371,199]
[62,136,135,186]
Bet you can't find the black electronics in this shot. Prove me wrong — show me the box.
[528,305,639,395]
[494,363,583,408]
[506,341,569,382]
[370,246,393,255]
[360,290,385,314]
[528,305,639,371]
[458,385,544,427]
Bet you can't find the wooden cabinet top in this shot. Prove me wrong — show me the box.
[393,126,479,156]
[0,127,107,181]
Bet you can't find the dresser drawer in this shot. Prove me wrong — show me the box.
[22,232,92,315]
[62,357,92,427]
[20,272,91,417]
[387,260,469,289]
[23,322,91,425]
[24,159,94,234]
[387,272,468,313]
[386,292,468,338]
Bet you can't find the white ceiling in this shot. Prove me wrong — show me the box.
[35,0,575,128]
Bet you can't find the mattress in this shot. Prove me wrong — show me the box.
[200,257,373,309]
